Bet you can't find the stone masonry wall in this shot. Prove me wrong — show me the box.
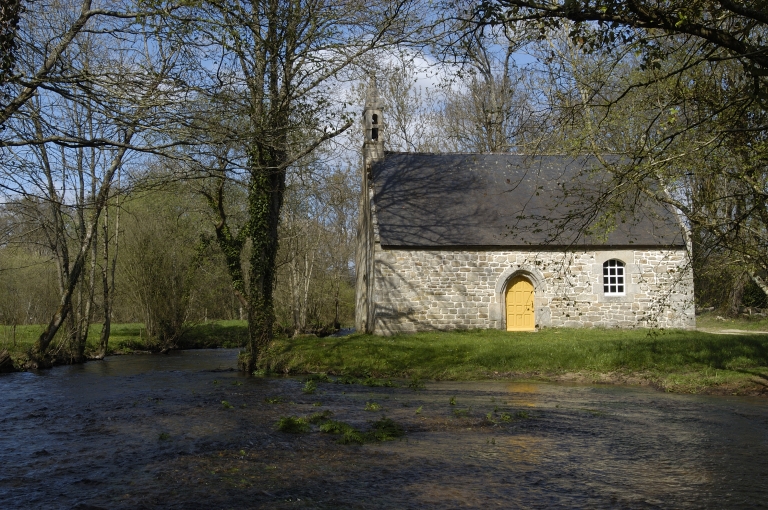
[372,245,695,334]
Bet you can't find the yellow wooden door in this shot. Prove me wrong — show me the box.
[506,276,534,331]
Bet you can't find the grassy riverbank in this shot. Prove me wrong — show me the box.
[262,327,768,396]
[3,316,767,395]
[1,321,248,361]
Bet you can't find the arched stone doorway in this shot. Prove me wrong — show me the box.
[506,275,535,331]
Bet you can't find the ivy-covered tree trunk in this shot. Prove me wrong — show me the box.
[184,0,421,372]
[240,129,287,371]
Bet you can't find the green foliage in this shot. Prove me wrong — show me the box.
[305,373,332,383]
[364,401,382,412]
[275,416,310,434]
[407,376,425,391]
[320,420,365,444]
[0,0,22,89]
[264,396,284,404]
[336,375,359,385]
[307,410,334,424]
[180,322,248,349]
[302,380,318,394]
[1,320,255,363]
[743,280,768,309]
[367,417,405,442]
[362,377,398,387]
[318,419,354,435]
[221,400,233,409]
[319,417,405,444]
[0,248,58,328]
[119,190,202,349]
[487,410,530,424]
[695,313,768,332]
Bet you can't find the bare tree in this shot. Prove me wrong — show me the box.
[440,26,538,153]
[0,0,187,365]
[164,0,427,371]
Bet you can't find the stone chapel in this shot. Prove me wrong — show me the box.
[354,85,695,334]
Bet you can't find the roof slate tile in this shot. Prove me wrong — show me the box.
[372,153,686,248]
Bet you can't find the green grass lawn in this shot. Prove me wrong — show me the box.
[262,327,768,395]
[0,320,249,360]
[696,312,768,331]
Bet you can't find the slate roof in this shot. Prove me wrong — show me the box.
[371,152,687,248]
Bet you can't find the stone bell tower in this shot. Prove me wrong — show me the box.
[355,78,385,333]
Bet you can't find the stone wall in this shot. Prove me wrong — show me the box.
[372,245,695,334]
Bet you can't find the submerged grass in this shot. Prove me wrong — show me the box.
[261,327,768,394]
[277,410,406,445]
[318,417,405,444]
[275,416,310,434]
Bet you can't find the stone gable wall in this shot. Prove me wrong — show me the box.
[372,245,695,334]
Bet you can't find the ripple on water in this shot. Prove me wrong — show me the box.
[0,350,766,509]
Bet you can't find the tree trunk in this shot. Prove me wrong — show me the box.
[289,245,300,334]
[32,251,88,367]
[750,274,768,299]
[0,350,16,373]
[32,137,132,365]
[242,164,284,373]
[728,273,748,316]
[98,188,119,359]
[71,226,97,362]
[333,272,341,330]
[300,251,315,332]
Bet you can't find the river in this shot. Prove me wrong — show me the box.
[1,349,766,509]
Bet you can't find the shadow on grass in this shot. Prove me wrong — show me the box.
[263,328,768,381]
[660,332,768,371]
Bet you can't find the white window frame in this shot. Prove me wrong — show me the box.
[603,259,626,296]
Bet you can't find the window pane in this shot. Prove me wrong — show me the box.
[603,259,626,295]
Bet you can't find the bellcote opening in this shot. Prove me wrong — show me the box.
[371,114,379,140]
[363,79,383,146]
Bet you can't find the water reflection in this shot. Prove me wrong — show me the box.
[505,381,539,408]
[0,350,766,509]
[502,434,545,464]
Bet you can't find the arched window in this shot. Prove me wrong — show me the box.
[603,259,625,295]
